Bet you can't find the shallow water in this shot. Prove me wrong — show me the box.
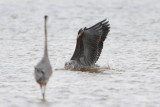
[0,0,160,107]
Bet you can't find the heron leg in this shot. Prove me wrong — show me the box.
[40,84,46,100]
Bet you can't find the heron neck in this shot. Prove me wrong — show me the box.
[44,17,48,58]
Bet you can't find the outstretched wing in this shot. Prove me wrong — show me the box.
[71,19,110,66]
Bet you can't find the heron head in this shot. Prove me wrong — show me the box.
[65,60,75,70]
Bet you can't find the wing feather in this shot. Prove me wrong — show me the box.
[96,21,110,62]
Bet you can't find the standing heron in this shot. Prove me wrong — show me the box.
[65,19,110,70]
[34,16,52,100]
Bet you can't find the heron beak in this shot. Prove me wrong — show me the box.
[40,84,46,100]
[77,30,84,40]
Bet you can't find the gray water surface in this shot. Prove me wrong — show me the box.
[0,0,160,107]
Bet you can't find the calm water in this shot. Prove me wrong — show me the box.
[0,0,160,107]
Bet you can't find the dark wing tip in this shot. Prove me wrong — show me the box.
[86,19,107,30]
[100,19,107,23]
[86,18,110,30]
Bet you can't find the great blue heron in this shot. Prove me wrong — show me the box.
[34,16,52,100]
[65,19,110,70]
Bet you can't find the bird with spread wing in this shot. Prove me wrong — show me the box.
[65,19,110,70]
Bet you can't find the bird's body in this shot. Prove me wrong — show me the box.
[35,56,52,86]
[65,60,96,70]
[34,16,52,100]
[65,19,110,70]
